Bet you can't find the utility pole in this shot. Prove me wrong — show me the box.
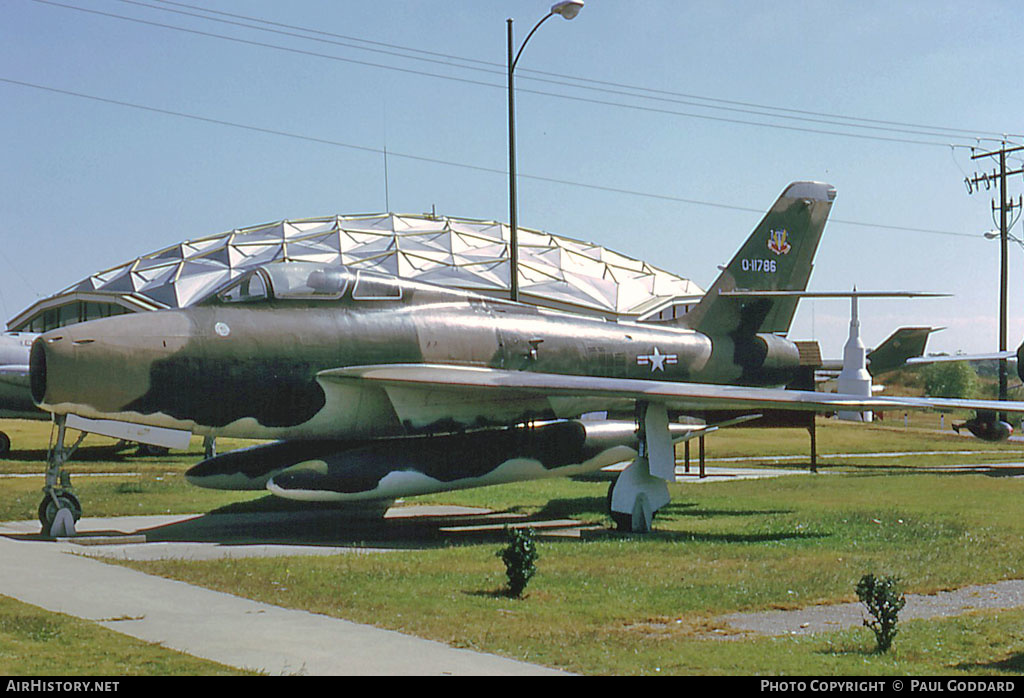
[966,141,1024,418]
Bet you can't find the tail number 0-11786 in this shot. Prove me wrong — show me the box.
[741,258,777,273]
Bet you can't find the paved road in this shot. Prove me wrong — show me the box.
[0,514,569,676]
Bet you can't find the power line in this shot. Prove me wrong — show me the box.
[140,0,1015,142]
[0,76,982,240]
[965,143,1024,408]
[25,0,1001,147]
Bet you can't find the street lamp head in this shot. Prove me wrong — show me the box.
[551,1,584,20]
[984,228,1024,247]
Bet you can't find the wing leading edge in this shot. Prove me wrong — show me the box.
[318,363,1024,430]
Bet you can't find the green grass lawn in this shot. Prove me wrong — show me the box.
[3,417,1024,675]
[0,596,251,676]
[126,471,1024,675]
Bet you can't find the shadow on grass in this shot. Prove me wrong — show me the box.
[534,496,794,521]
[527,496,822,544]
[813,644,878,658]
[662,504,796,518]
[836,463,1024,479]
[533,496,606,521]
[5,496,489,549]
[7,446,134,463]
[955,653,1024,673]
[463,588,524,600]
[605,529,829,544]
[163,496,820,548]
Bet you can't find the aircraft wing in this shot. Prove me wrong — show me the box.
[318,363,1024,430]
[907,352,1016,364]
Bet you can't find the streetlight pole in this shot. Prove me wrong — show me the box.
[507,1,583,303]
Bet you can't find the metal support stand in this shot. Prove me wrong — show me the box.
[608,402,673,533]
[698,435,706,478]
[809,418,818,473]
[203,435,217,460]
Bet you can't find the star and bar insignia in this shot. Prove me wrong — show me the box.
[636,347,678,372]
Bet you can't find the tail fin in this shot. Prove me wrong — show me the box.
[867,327,936,375]
[681,181,836,337]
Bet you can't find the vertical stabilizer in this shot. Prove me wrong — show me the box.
[866,326,936,375]
[682,182,836,337]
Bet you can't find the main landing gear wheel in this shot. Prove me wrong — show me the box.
[0,431,10,458]
[136,443,170,457]
[607,480,657,533]
[38,492,82,533]
[607,481,630,532]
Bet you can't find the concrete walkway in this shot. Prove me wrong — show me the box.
[0,514,569,676]
[713,580,1024,639]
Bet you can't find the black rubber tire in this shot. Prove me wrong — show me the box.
[606,480,656,533]
[607,480,634,532]
[38,492,83,531]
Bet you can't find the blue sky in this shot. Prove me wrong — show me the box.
[3,0,1024,359]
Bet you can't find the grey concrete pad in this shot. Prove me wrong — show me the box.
[0,504,591,558]
[71,541,389,562]
[714,580,1024,639]
[0,511,571,675]
[602,460,811,483]
[674,466,809,483]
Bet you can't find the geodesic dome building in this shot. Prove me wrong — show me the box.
[9,213,703,333]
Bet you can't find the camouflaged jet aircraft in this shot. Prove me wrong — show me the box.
[28,181,1024,534]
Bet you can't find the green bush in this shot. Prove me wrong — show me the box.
[922,361,978,399]
[497,526,539,598]
[856,573,906,653]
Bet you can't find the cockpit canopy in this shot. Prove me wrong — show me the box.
[206,262,403,305]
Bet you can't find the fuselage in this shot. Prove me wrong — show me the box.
[0,332,41,418]
[30,263,800,440]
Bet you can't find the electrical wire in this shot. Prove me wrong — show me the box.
[139,0,1017,142]
[0,76,985,239]
[25,0,1007,147]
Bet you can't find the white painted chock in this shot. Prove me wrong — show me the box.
[50,509,76,538]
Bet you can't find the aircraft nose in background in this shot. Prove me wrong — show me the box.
[29,311,194,415]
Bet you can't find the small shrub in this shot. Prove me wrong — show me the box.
[497,526,539,598]
[856,573,906,653]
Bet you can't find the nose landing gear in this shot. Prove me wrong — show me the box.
[38,415,86,536]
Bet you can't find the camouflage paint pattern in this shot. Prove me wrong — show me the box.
[29,182,836,498]
[32,274,723,439]
[186,419,705,502]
